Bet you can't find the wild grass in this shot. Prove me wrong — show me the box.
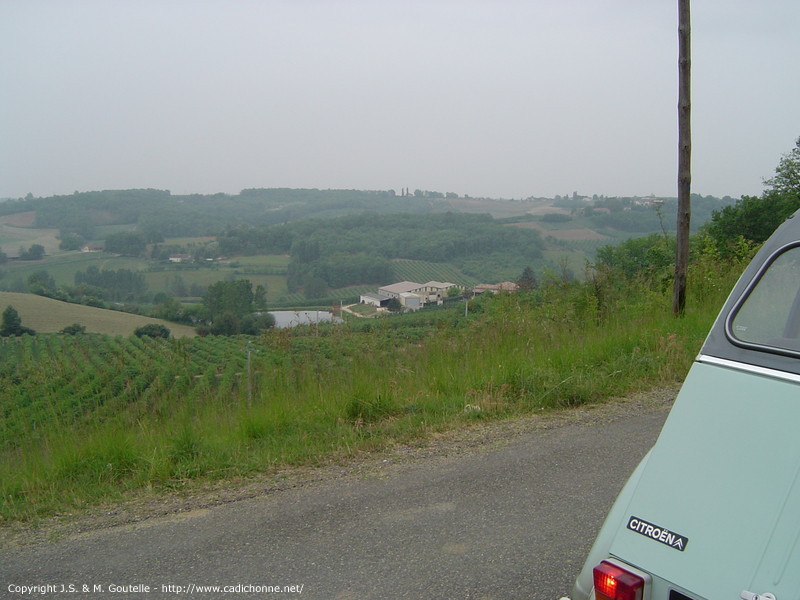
[0,255,745,524]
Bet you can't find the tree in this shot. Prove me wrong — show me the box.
[704,137,800,252]
[60,323,86,335]
[206,312,240,336]
[764,136,800,196]
[59,233,85,251]
[166,274,189,297]
[152,297,198,325]
[239,313,275,335]
[517,266,538,291]
[254,284,267,310]
[74,266,147,301]
[203,279,256,319]
[304,276,328,299]
[201,279,273,335]
[386,297,402,312]
[134,323,170,339]
[595,234,675,279]
[1,306,35,336]
[27,270,57,296]
[19,244,45,260]
[104,230,147,256]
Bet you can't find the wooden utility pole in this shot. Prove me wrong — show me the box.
[673,0,691,316]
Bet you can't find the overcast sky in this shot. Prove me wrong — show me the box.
[1,1,798,201]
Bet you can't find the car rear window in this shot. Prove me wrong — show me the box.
[728,244,800,355]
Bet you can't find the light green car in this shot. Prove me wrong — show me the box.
[567,210,800,600]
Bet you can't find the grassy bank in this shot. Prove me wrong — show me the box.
[0,257,744,524]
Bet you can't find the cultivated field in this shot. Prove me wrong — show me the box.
[391,259,478,286]
[508,220,611,241]
[0,217,61,255]
[0,291,197,337]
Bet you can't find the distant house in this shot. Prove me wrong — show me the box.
[360,293,390,307]
[399,292,422,310]
[418,281,460,303]
[632,195,663,208]
[168,254,192,263]
[473,282,519,295]
[378,280,460,306]
[81,243,103,253]
[378,281,425,299]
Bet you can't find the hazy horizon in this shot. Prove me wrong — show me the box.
[2,1,799,201]
[0,187,739,203]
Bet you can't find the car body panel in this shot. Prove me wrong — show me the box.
[606,361,800,598]
[572,452,654,600]
[569,210,800,600]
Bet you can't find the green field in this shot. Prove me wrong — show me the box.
[0,252,148,288]
[0,222,61,256]
[0,249,295,303]
[0,291,197,337]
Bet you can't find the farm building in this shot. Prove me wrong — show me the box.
[418,280,461,304]
[399,292,422,310]
[473,282,519,294]
[378,281,460,305]
[378,281,426,299]
[360,293,390,307]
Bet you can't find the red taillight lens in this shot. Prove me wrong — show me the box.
[593,561,644,600]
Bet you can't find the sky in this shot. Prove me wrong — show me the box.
[1,0,799,201]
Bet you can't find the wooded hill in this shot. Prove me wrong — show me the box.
[219,212,545,290]
[0,188,444,240]
[1,188,733,240]
[0,187,736,306]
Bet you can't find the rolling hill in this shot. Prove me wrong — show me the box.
[0,291,196,337]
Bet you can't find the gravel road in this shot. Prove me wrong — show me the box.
[1,388,676,600]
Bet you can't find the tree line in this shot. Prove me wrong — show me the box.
[218,212,545,297]
[0,188,442,245]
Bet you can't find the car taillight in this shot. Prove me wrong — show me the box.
[593,560,645,600]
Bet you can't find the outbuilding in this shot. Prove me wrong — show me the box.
[360,293,390,307]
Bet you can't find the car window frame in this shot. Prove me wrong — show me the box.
[725,241,800,358]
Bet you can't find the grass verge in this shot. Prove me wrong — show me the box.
[0,263,739,525]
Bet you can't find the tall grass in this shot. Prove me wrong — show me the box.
[0,254,745,524]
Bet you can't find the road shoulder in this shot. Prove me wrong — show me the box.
[1,386,677,550]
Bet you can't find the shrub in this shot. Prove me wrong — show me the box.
[133,323,170,339]
[60,323,87,335]
[1,306,36,337]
